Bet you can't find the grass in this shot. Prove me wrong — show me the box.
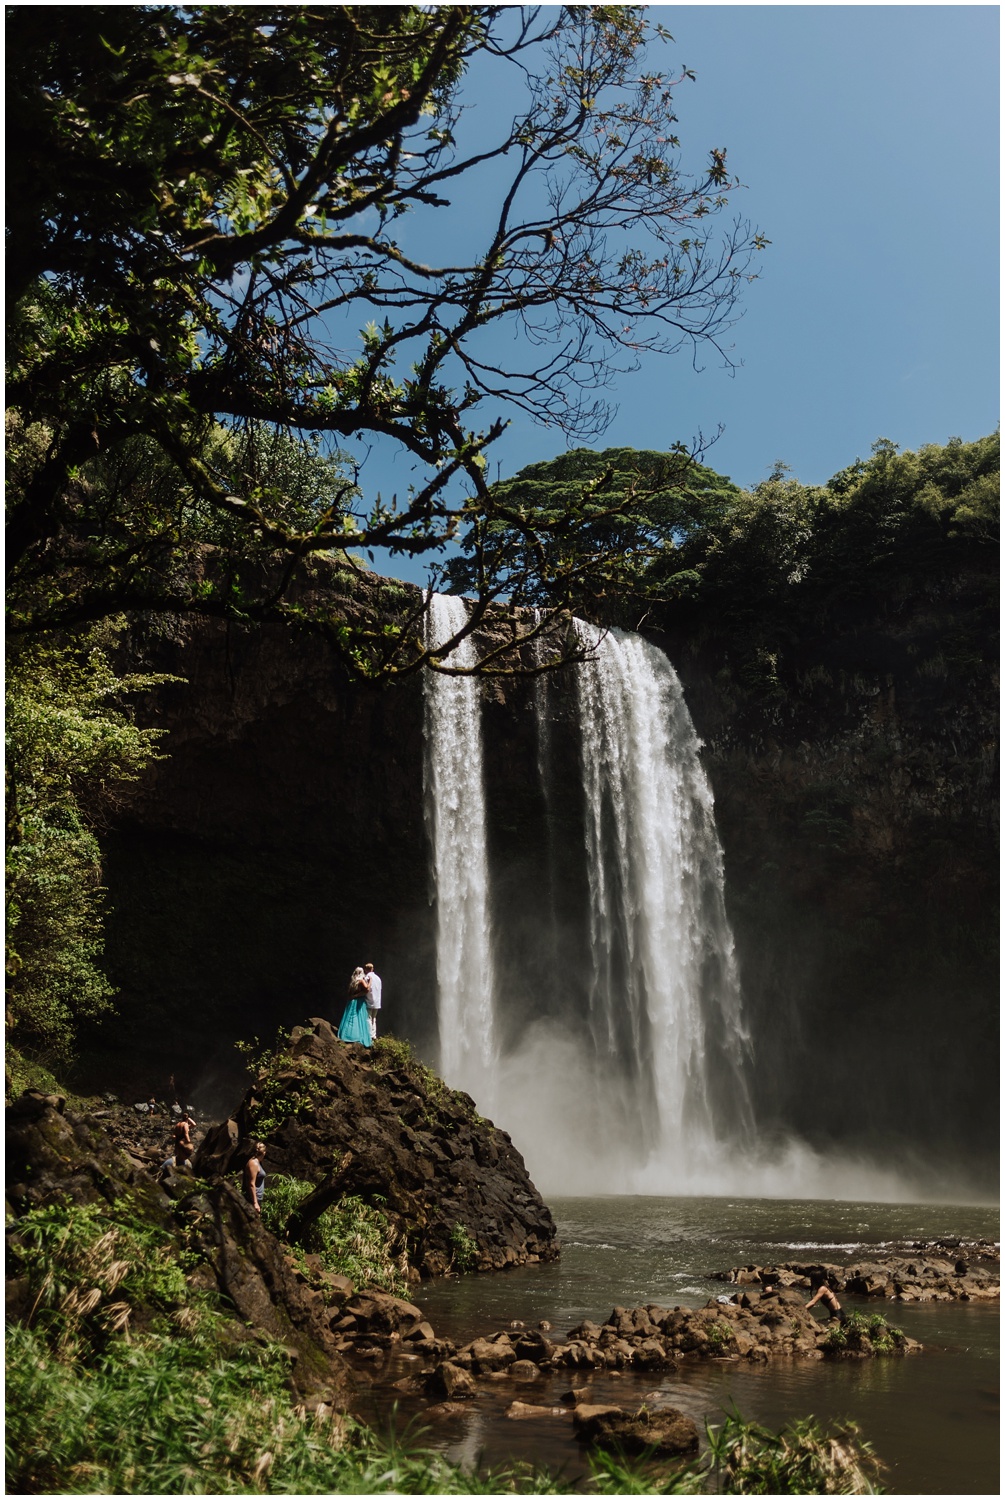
[261,1174,409,1297]
[703,1407,885,1494]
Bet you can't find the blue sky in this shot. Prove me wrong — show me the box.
[351,5,999,585]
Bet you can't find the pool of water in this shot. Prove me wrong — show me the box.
[354,1196,999,1494]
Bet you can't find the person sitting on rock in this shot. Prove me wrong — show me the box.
[243,1142,267,1214]
[805,1275,843,1320]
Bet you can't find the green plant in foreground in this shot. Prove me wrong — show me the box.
[6,1200,887,1494]
[262,1175,409,1297]
[703,1406,885,1494]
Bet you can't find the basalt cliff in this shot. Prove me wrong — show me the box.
[84,530,996,1188]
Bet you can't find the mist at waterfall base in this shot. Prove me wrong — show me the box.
[422,601,989,1206]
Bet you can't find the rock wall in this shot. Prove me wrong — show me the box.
[91,562,997,1187]
[656,555,998,1181]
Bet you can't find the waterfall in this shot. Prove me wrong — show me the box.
[573,622,753,1170]
[422,595,496,1100]
[422,599,754,1192]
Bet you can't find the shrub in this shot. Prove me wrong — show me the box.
[703,1407,885,1494]
[449,1222,479,1273]
[5,631,173,1061]
[262,1175,409,1297]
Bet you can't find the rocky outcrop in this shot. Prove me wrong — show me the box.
[716,1248,1000,1303]
[5,1091,350,1396]
[192,1020,559,1277]
[538,1293,920,1366]
[369,1287,918,1392]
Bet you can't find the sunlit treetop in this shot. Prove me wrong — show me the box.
[7,5,765,676]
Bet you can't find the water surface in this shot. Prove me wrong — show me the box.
[357,1197,999,1494]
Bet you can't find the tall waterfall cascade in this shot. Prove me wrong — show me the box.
[572,622,753,1168]
[422,594,497,1102]
[422,599,754,1191]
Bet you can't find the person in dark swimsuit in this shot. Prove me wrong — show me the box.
[806,1275,843,1320]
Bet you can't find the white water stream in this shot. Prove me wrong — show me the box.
[572,621,754,1168]
[422,594,497,1105]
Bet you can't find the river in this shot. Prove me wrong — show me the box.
[356,1196,999,1495]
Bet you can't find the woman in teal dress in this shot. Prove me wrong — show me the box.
[337,967,372,1046]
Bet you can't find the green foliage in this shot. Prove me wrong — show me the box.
[7,7,761,677]
[673,430,999,632]
[4,1043,66,1103]
[7,1199,200,1355]
[235,1029,326,1138]
[261,1175,409,1298]
[448,1222,479,1273]
[705,1318,735,1354]
[825,1312,906,1358]
[5,631,172,1061]
[444,446,741,616]
[702,1407,885,1494]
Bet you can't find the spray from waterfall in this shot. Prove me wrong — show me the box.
[422,595,496,1103]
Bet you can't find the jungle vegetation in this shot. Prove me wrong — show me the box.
[6,4,763,677]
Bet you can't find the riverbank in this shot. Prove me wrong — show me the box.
[7,1085,903,1494]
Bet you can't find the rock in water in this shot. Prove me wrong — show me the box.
[573,1402,700,1456]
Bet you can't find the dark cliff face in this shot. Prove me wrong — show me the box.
[658,556,998,1180]
[95,609,438,1103]
[93,568,997,1187]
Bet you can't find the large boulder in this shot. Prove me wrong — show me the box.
[192,1022,559,1277]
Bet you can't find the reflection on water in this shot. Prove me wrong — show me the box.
[355,1197,999,1496]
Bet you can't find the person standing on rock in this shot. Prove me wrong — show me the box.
[173,1108,195,1169]
[243,1142,267,1214]
[363,962,382,1041]
[337,966,373,1047]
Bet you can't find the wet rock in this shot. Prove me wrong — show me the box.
[507,1400,569,1419]
[465,1335,516,1374]
[574,1402,700,1457]
[508,1360,540,1381]
[427,1360,477,1400]
[402,1319,437,1344]
[716,1253,999,1303]
[513,1329,553,1363]
[341,1291,426,1335]
[424,1401,470,1419]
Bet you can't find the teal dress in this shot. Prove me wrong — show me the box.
[337,994,372,1046]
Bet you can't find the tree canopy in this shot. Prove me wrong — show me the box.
[7,4,764,675]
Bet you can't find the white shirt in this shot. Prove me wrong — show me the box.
[366,971,382,1010]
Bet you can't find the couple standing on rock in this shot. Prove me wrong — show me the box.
[337,962,382,1047]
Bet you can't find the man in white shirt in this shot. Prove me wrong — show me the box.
[363,963,382,1040]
